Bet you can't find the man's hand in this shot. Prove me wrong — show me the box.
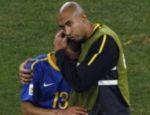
[57,106,88,115]
[54,30,81,61]
[19,59,33,84]
[53,30,67,52]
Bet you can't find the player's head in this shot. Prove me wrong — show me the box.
[53,30,67,52]
[57,1,92,42]
[53,30,81,60]
[66,38,81,60]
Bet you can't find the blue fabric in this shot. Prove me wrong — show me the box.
[21,54,71,109]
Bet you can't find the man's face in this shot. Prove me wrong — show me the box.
[58,11,86,42]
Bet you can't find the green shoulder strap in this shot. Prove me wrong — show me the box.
[69,24,105,110]
[68,23,130,111]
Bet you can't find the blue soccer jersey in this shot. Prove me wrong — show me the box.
[21,53,71,109]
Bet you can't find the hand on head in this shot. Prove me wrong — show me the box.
[53,30,67,52]
[19,30,81,84]
[54,30,81,60]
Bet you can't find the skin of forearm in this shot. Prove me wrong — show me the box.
[21,102,59,115]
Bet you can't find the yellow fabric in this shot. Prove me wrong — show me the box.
[88,34,107,66]
[93,24,100,31]
[47,53,60,71]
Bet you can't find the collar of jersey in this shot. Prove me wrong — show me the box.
[47,52,60,71]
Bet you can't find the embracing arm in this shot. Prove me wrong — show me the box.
[21,102,58,115]
[21,102,88,115]
[55,35,119,92]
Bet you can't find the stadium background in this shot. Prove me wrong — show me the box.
[0,0,149,114]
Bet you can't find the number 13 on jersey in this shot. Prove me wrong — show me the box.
[52,92,69,109]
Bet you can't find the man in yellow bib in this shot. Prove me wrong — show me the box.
[55,1,130,115]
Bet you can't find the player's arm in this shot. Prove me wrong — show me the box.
[21,102,58,115]
[19,58,34,84]
[21,102,88,115]
[21,65,58,115]
[55,35,119,92]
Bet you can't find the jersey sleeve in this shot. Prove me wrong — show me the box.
[21,60,41,102]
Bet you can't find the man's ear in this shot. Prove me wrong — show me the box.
[81,14,87,23]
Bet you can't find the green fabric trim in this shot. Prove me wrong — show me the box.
[69,23,130,111]
[69,26,103,110]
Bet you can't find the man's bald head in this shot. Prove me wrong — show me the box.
[57,1,93,42]
[59,1,84,17]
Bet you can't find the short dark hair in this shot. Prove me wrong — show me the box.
[67,38,81,52]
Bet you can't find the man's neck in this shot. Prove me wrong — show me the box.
[85,22,95,39]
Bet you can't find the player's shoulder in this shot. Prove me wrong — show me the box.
[25,54,48,70]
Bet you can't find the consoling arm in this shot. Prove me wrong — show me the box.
[21,102,88,115]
